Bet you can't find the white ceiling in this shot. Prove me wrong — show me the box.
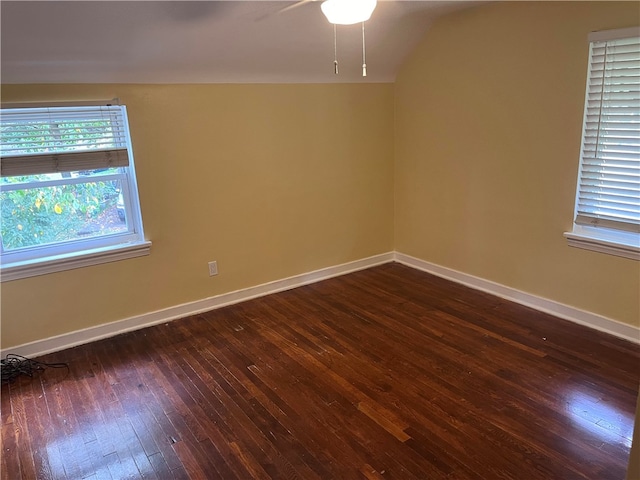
[1,1,478,84]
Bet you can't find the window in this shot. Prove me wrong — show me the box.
[0,101,150,281]
[565,27,640,260]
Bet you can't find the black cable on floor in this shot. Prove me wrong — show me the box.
[1,354,69,384]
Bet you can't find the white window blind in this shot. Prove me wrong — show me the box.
[0,105,129,177]
[575,30,640,234]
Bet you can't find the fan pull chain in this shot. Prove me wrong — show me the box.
[333,24,339,75]
[362,21,367,77]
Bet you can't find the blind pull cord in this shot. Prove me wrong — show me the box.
[362,21,367,77]
[333,24,339,75]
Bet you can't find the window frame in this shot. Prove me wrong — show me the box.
[0,101,150,281]
[565,27,640,261]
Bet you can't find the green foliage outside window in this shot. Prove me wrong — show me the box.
[1,178,120,250]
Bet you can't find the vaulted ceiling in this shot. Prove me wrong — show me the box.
[1,1,478,84]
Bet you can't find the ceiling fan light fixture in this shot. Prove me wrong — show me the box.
[320,0,377,25]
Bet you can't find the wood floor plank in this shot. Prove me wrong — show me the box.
[19,378,56,480]
[10,381,39,479]
[2,263,638,479]
[1,384,23,480]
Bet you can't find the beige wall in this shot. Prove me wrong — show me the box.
[395,2,640,327]
[1,84,395,349]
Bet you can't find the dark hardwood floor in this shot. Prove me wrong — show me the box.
[2,263,639,479]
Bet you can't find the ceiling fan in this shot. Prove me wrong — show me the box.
[275,0,378,76]
[278,0,377,24]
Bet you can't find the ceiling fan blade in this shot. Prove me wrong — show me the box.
[256,0,318,21]
[278,0,318,14]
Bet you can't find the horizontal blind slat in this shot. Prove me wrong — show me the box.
[582,165,640,175]
[0,148,129,177]
[575,215,640,233]
[580,189,640,200]
[0,105,130,176]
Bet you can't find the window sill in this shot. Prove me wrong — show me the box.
[1,240,151,282]
[564,229,639,261]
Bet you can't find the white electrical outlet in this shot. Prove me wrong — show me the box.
[208,261,218,276]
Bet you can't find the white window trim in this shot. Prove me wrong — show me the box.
[564,227,640,261]
[0,100,151,279]
[1,240,151,282]
[565,26,640,260]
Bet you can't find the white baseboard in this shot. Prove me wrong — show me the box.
[3,252,395,358]
[395,252,640,345]
[5,250,638,358]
